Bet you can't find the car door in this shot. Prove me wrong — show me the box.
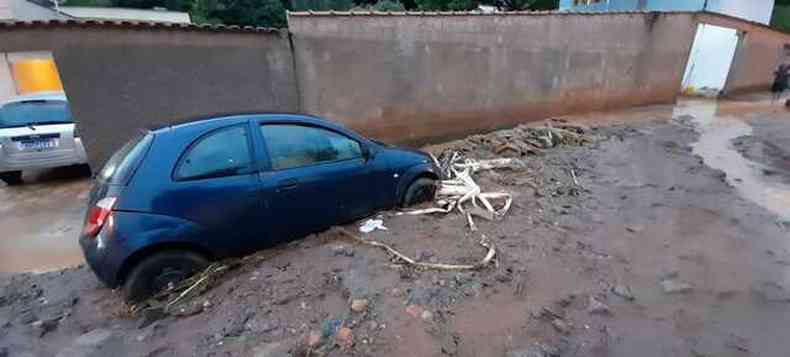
[255,122,374,243]
[165,124,267,256]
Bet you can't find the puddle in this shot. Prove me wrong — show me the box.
[674,99,790,220]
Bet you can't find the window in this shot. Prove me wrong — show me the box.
[99,132,153,184]
[0,100,72,129]
[175,126,253,181]
[260,124,362,170]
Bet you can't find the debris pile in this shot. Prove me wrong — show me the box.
[407,151,516,232]
[442,121,593,158]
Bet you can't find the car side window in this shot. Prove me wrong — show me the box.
[175,126,253,181]
[260,124,362,170]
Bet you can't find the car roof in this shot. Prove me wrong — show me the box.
[151,113,351,134]
[1,92,68,106]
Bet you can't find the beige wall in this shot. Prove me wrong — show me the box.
[289,12,698,145]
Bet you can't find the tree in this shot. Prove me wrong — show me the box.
[416,0,477,11]
[209,0,287,27]
[372,0,405,11]
[291,0,354,11]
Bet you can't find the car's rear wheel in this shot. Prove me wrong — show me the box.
[0,171,22,186]
[122,251,209,303]
[402,177,437,207]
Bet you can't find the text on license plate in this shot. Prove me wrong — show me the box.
[18,139,58,151]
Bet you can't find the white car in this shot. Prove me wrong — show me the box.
[0,92,88,185]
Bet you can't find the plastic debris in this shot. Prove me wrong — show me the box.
[359,219,388,233]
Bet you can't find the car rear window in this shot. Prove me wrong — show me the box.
[0,100,73,129]
[98,132,153,184]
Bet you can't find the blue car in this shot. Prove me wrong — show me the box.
[79,113,439,301]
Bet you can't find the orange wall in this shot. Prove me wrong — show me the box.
[12,58,64,94]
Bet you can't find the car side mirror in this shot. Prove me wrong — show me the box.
[362,145,374,161]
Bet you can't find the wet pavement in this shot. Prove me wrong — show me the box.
[0,166,90,273]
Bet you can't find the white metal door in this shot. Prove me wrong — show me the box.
[681,23,739,97]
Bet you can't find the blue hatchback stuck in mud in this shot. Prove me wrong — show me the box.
[79,113,439,301]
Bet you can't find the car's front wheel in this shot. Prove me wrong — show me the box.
[122,251,209,302]
[0,171,23,186]
[402,177,437,207]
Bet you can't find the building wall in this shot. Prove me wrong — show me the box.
[0,0,12,20]
[8,0,67,21]
[560,0,774,25]
[559,0,705,13]
[59,7,191,23]
[0,25,299,168]
[289,12,697,146]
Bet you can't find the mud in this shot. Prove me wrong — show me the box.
[2,98,790,357]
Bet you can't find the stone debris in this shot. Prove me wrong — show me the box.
[660,279,694,294]
[350,298,369,313]
[331,245,355,257]
[405,304,424,319]
[611,284,635,301]
[551,318,571,335]
[335,327,353,348]
[421,309,434,322]
[587,296,612,315]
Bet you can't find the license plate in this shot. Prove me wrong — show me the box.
[18,139,58,151]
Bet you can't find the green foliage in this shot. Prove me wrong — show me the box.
[372,0,405,11]
[528,0,556,10]
[772,5,790,33]
[208,0,287,27]
[416,0,477,11]
[62,0,111,6]
[291,0,354,10]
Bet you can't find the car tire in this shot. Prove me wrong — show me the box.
[0,171,23,186]
[402,177,437,207]
[121,251,209,303]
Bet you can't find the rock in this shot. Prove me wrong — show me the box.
[350,298,369,313]
[32,317,59,337]
[170,303,203,317]
[56,329,124,357]
[335,327,353,348]
[509,344,560,357]
[405,305,424,319]
[660,280,694,294]
[137,307,166,329]
[421,310,434,322]
[331,245,354,257]
[587,296,612,315]
[751,281,790,303]
[253,341,292,357]
[625,225,645,233]
[611,284,635,301]
[306,331,322,348]
[551,318,570,335]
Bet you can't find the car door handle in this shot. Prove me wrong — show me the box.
[277,178,299,191]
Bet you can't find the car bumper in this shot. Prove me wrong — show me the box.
[79,224,121,288]
[0,138,88,172]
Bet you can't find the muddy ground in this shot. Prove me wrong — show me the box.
[2,98,790,357]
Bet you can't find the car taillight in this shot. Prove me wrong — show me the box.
[83,197,117,237]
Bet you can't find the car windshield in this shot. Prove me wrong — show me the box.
[0,100,73,129]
